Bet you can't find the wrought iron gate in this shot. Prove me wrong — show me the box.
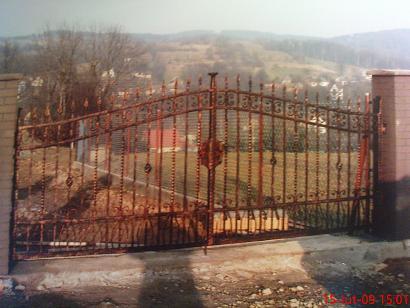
[12,73,380,259]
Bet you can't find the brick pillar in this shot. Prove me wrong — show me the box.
[0,74,21,274]
[370,70,410,240]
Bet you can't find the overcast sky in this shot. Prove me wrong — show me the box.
[1,0,410,37]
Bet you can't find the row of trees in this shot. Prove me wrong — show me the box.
[262,39,410,69]
[0,25,144,118]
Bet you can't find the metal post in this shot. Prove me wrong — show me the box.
[206,72,218,245]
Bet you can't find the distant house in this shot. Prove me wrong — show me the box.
[295,82,304,89]
[31,77,44,87]
[329,84,343,101]
[18,80,26,94]
[133,72,152,79]
[335,76,348,85]
[148,129,183,153]
[114,72,153,98]
[145,89,156,96]
[281,76,292,85]
[102,69,115,78]
[109,127,190,155]
[168,77,183,88]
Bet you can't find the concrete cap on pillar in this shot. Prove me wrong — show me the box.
[0,73,22,81]
[367,69,410,76]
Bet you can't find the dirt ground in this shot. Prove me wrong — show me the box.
[1,253,410,307]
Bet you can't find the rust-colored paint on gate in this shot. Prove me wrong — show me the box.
[11,73,380,260]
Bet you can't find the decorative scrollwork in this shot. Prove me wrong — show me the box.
[273,100,282,114]
[287,103,296,117]
[241,95,249,108]
[330,112,347,128]
[90,121,98,134]
[330,190,337,197]
[201,93,209,107]
[125,110,133,121]
[163,100,173,114]
[264,196,274,207]
[309,107,325,122]
[190,95,198,108]
[66,176,73,188]
[139,105,148,121]
[263,98,273,113]
[144,163,152,174]
[227,93,235,106]
[175,97,185,112]
[217,93,225,106]
[351,115,361,129]
[250,95,259,110]
[295,104,305,119]
[216,93,224,106]
[270,156,277,166]
[308,191,317,200]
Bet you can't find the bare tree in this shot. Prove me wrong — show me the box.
[34,25,83,115]
[31,24,144,117]
[81,25,144,106]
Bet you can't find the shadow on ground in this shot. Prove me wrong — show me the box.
[133,250,204,308]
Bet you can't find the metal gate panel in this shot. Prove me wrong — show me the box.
[12,74,379,259]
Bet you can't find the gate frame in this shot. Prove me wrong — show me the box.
[8,72,384,264]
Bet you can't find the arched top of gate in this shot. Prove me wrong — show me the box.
[18,73,377,136]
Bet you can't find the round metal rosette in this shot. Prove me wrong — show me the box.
[199,139,224,169]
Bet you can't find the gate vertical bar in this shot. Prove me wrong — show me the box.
[207,72,218,245]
